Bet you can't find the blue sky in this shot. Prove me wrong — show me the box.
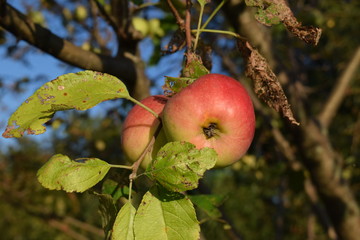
[0,0,228,153]
[0,4,179,152]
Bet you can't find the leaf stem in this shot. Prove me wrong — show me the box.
[201,0,227,30]
[194,2,205,51]
[108,164,133,169]
[127,96,159,118]
[191,29,240,39]
[128,179,133,202]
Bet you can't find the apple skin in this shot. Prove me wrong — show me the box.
[162,73,255,168]
[121,95,168,168]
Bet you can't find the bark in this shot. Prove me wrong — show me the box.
[318,47,360,129]
[0,2,150,99]
[299,120,360,240]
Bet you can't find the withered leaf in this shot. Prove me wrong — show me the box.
[162,29,186,54]
[237,38,299,125]
[245,0,321,45]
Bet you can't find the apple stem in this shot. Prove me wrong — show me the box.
[127,96,159,119]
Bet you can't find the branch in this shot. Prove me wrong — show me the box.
[318,46,360,129]
[304,178,338,240]
[301,120,360,240]
[48,219,89,240]
[0,3,136,85]
[166,0,185,31]
[91,0,119,38]
[129,121,163,180]
[185,0,192,51]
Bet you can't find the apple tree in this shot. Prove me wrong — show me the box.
[1,0,360,240]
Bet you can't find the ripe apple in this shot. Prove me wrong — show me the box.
[121,95,168,168]
[162,73,255,168]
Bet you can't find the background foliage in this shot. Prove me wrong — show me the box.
[0,0,359,239]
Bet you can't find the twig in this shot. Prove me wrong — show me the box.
[304,178,338,240]
[165,0,185,31]
[185,0,192,51]
[129,136,155,180]
[0,3,137,84]
[129,122,163,180]
[64,216,104,237]
[48,219,89,240]
[318,46,360,129]
[91,0,121,40]
[89,0,111,53]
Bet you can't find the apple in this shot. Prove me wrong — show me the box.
[162,73,255,168]
[74,5,88,22]
[121,95,168,168]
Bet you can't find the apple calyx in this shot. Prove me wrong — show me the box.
[202,122,219,139]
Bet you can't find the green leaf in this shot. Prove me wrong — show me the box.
[182,53,210,79]
[92,192,118,239]
[37,154,111,192]
[189,194,227,219]
[146,141,217,192]
[163,76,196,95]
[2,70,129,138]
[134,185,200,240]
[112,202,136,240]
[102,179,131,202]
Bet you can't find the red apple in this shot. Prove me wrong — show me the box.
[162,73,255,168]
[121,95,168,168]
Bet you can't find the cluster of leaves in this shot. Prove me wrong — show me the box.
[2,70,220,239]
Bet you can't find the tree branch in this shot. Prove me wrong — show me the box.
[299,120,360,240]
[185,0,192,51]
[166,0,185,31]
[318,46,360,129]
[91,0,120,39]
[0,3,136,87]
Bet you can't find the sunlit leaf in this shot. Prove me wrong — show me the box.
[37,154,111,192]
[134,185,199,240]
[146,141,217,192]
[182,52,210,79]
[112,202,136,240]
[163,76,196,96]
[2,70,129,138]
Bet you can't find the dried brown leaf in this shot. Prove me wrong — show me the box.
[162,29,186,54]
[246,0,322,45]
[237,38,299,125]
